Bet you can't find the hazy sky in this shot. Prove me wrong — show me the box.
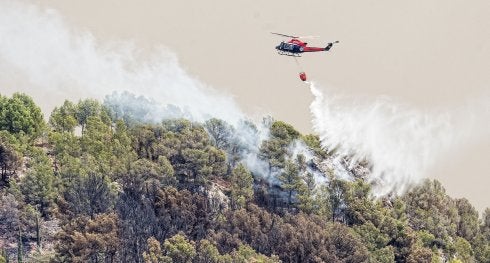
[3,0,489,211]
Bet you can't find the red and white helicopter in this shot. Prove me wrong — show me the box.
[272,32,339,57]
[272,32,338,81]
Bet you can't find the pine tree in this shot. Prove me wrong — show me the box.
[230,164,253,209]
[278,161,302,208]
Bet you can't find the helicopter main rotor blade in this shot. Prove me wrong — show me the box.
[271,32,320,39]
[296,35,320,39]
[271,32,299,38]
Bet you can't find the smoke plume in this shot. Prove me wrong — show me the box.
[0,1,281,181]
[0,1,243,125]
[309,82,490,196]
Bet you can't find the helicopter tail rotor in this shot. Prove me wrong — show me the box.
[325,41,339,51]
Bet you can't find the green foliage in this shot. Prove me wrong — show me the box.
[312,184,332,219]
[128,158,171,188]
[153,119,227,186]
[195,239,224,263]
[328,177,350,222]
[269,121,300,141]
[230,244,280,263]
[417,230,436,247]
[455,198,480,242]
[406,245,433,263]
[301,134,327,158]
[0,93,45,138]
[403,179,459,240]
[20,148,58,217]
[0,136,21,187]
[277,160,302,208]
[76,99,110,134]
[49,100,77,133]
[204,118,234,150]
[229,164,253,210]
[371,246,395,263]
[481,208,490,241]
[353,222,390,253]
[453,237,474,262]
[295,154,316,214]
[259,120,300,176]
[0,96,487,262]
[163,233,196,263]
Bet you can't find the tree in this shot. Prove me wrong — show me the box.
[204,118,233,150]
[0,93,45,138]
[143,237,169,263]
[403,179,459,240]
[406,245,433,263]
[353,222,393,262]
[343,179,378,226]
[154,120,227,187]
[472,234,490,263]
[453,237,474,262]
[455,198,480,242]
[259,121,300,176]
[312,184,332,219]
[110,120,137,176]
[195,239,227,263]
[329,178,349,223]
[323,223,370,262]
[0,137,20,187]
[80,115,113,172]
[20,149,58,217]
[60,173,115,219]
[54,213,119,262]
[204,118,247,170]
[482,208,490,241]
[76,99,110,135]
[229,164,253,210]
[116,189,158,262]
[301,134,327,158]
[122,158,173,192]
[230,244,280,263]
[49,100,77,133]
[154,187,212,240]
[296,155,316,214]
[132,125,157,160]
[277,160,302,208]
[163,233,196,263]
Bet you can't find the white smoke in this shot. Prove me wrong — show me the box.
[0,1,278,180]
[287,139,328,184]
[309,82,490,196]
[0,1,243,125]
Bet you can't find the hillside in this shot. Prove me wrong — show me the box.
[0,92,489,263]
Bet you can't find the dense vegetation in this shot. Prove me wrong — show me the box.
[0,92,489,262]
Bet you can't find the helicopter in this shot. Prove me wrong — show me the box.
[272,32,339,57]
[271,32,338,81]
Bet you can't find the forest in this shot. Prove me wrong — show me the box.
[0,92,489,263]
